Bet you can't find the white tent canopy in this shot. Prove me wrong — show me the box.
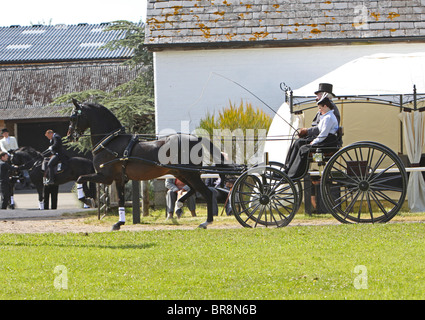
[265,52,425,212]
[293,52,425,97]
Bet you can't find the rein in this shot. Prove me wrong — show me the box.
[11,150,48,172]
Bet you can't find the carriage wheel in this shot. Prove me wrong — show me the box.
[230,166,299,228]
[320,142,407,224]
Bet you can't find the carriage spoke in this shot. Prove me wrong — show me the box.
[373,189,400,207]
[357,191,365,221]
[369,189,389,219]
[366,193,374,221]
[253,205,267,228]
[342,189,362,220]
[242,178,262,192]
[271,200,293,222]
[328,165,360,185]
[268,202,283,226]
[368,152,388,176]
[331,186,358,209]
[240,202,262,224]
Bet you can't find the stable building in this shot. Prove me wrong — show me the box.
[0,23,139,153]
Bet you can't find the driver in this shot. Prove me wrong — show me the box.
[284,94,339,179]
[44,129,66,185]
[298,83,340,138]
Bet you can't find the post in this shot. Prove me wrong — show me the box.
[97,183,100,220]
[142,180,150,216]
[132,180,141,224]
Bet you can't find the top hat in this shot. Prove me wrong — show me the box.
[1,128,8,133]
[315,83,335,97]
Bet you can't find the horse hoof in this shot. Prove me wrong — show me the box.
[198,221,211,229]
[112,221,125,231]
[88,198,96,208]
[175,208,183,219]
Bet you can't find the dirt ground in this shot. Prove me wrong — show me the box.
[0,189,246,234]
[1,188,421,234]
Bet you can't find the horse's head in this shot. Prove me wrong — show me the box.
[9,147,41,169]
[67,99,89,142]
[8,149,27,180]
[8,149,20,166]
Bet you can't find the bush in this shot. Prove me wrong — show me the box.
[196,101,272,164]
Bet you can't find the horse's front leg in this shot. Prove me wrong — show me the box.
[77,183,95,208]
[112,182,126,231]
[35,183,44,210]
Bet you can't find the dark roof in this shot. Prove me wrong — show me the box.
[0,23,134,63]
[0,61,140,120]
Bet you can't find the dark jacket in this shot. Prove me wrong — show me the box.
[50,133,64,154]
[0,160,11,186]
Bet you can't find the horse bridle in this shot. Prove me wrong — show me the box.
[9,150,43,173]
[68,108,83,141]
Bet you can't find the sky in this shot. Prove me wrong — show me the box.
[0,0,147,27]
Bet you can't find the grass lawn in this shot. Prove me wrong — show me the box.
[0,204,424,300]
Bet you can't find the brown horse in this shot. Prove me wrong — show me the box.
[67,99,228,230]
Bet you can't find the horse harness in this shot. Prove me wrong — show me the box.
[92,127,126,157]
[92,127,139,183]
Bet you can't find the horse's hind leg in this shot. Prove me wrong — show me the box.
[112,181,126,231]
[175,188,196,218]
[177,174,213,229]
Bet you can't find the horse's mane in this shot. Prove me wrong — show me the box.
[82,102,122,127]
[17,146,42,157]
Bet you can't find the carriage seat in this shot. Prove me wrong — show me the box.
[309,127,344,163]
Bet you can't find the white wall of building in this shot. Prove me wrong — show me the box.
[154,42,425,135]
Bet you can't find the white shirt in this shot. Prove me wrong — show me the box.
[0,136,18,153]
[311,110,338,145]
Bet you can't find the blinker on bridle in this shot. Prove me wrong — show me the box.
[69,108,82,141]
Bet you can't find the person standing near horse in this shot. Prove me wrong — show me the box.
[0,128,19,154]
[0,128,19,207]
[44,129,66,185]
[0,152,12,209]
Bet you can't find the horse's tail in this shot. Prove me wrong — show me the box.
[202,136,246,171]
[210,141,229,166]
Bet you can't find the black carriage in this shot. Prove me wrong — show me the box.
[229,86,411,228]
[67,96,419,230]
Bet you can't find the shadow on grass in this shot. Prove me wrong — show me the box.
[0,240,157,250]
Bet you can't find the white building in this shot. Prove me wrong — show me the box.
[145,0,425,136]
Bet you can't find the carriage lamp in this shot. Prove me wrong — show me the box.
[312,149,323,163]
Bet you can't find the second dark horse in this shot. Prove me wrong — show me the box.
[10,146,97,209]
[67,99,227,230]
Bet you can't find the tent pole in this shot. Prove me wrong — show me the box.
[414,85,417,111]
